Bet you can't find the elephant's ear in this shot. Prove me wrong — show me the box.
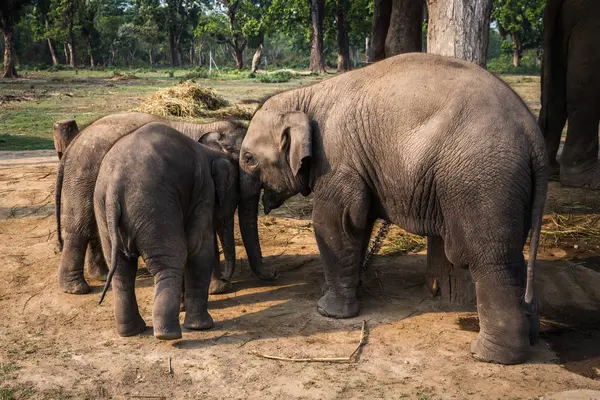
[211,158,237,207]
[199,131,224,151]
[280,112,312,176]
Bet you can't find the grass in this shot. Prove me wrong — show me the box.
[0,67,540,152]
[0,388,15,400]
[0,68,324,151]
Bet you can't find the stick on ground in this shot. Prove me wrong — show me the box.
[250,320,368,363]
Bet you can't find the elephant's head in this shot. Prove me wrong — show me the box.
[199,124,246,161]
[240,110,312,214]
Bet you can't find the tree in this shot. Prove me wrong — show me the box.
[334,0,350,72]
[492,0,544,67]
[426,0,493,68]
[32,0,59,65]
[371,0,422,62]
[0,0,31,77]
[48,0,82,67]
[370,0,391,61]
[308,0,326,72]
[80,0,101,66]
[385,0,423,57]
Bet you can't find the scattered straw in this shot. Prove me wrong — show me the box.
[540,213,600,245]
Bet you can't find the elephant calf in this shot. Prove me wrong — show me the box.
[96,122,238,339]
[55,112,272,297]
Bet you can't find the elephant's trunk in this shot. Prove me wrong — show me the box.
[218,214,236,282]
[238,169,277,281]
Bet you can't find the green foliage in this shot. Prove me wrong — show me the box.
[492,0,545,62]
[487,49,541,75]
[257,70,292,83]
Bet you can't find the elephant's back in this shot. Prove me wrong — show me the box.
[100,123,204,206]
[62,112,163,192]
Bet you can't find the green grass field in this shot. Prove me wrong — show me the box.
[0,68,540,151]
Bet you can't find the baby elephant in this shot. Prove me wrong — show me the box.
[95,122,238,340]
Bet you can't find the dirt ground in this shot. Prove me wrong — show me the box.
[2,151,600,400]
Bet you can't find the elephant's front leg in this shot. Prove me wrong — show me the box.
[313,190,372,319]
[183,210,215,330]
[209,228,232,295]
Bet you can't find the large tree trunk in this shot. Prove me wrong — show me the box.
[425,236,476,305]
[423,0,493,305]
[309,0,326,73]
[385,0,423,56]
[45,19,58,66]
[48,38,59,66]
[67,26,75,68]
[233,45,244,70]
[336,0,351,72]
[512,32,521,67]
[169,31,179,67]
[2,29,18,78]
[63,42,69,65]
[426,0,493,68]
[67,41,75,68]
[251,43,263,73]
[371,0,392,62]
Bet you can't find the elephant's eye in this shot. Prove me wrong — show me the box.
[243,152,256,166]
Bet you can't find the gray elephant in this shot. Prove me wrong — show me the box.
[95,122,236,339]
[538,0,600,187]
[239,53,548,365]
[55,112,274,297]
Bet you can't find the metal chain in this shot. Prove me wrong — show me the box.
[361,220,391,271]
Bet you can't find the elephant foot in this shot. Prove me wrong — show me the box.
[209,278,231,295]
[471,334,529,365]
[87,262,109,282]
[153,322,182,340]
[116,317,147,337]
[59,275,91,295]
[317,291,359,319]
[472,281,532,365]
[183,311,214,330]
[560,162,600,189]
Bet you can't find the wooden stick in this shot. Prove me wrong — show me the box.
[167,357,173,376]
[250,320,368,363]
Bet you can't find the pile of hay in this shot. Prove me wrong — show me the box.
[137,80,252,120]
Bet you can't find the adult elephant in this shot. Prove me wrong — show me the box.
[239,53,548,365]
[538,0,600,187]
[55,112,273,296]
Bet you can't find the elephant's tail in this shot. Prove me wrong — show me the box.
[98,195,121,306]
[55,155,66,251]
[524,146,549,308]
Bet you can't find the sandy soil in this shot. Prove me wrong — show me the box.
[1,150,600,400]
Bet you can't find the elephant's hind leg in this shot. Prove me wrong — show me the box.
[111,252,146,337]
[183,211,216,330]
[86,234,109,281]
[58,233,91,294]
[445,218,533,364]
